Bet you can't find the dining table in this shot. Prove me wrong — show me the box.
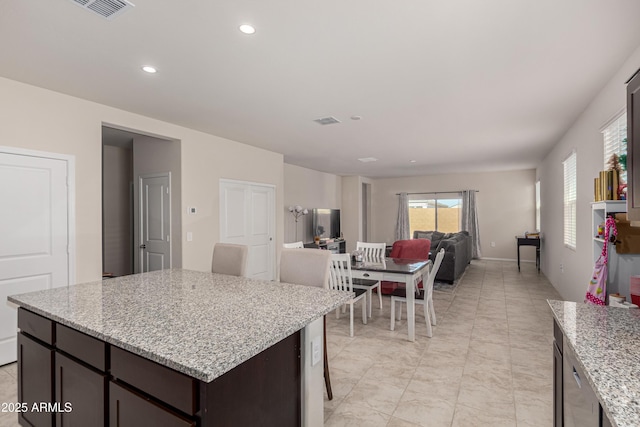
[350,257,431,342]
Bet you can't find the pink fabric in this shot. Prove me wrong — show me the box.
[585,216,617,305]
[381,239,431,294]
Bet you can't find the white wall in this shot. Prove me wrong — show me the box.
[342,176,373,253]
[0,76,284,283]
[370,170,537,260]
[283,164,342,243]
[537,45,640,302]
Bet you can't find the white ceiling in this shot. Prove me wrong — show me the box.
[3,0,640,178]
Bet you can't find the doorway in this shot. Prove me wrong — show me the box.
[102,125,181,276]
[219,179,276,280]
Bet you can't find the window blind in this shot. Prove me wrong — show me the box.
[603,112,627,183]
[563,151,577,249]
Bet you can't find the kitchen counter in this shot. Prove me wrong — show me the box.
[8,268,350,382]
[548,300,640,427]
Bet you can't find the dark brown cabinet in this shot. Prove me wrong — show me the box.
[17,307,302,426]
[18,332,54,427]
[109,382,195,427]
[553,320,563,427]
[55,352,107,427]
[553,319,614,427]
[627,69,640,221]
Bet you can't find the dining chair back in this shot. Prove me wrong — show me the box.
[351,243,384,317]
[278,248,333,399]
[390,248,445,338]
[279,248,330,288]
[283,241,304,249]
[356,241,386,258]
[381,239,432,294]
[211,243,249,277]
[328,253,368,337]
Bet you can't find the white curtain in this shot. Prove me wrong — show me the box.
[395,192,410,241]
[461,190,481,258]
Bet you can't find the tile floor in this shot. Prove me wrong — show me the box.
[0,259,560,427]
[323,259,561,426]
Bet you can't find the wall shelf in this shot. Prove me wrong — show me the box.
[591,200,637,301]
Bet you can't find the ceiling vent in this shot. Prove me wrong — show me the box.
[313,116,341,126]
[70,0,135,20]
[358,157,378,163]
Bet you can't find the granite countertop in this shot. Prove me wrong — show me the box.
[548,300,640,427]
[8,269,351,383]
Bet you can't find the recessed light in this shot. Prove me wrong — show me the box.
[358,157,378,163]
[410,160,417,163]
[141,66,157,74]
[239,24,256,34]
[351,115,362,121]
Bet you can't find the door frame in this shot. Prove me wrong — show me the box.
[136,172,172,272]
[219,178,276,280]
[0,145,76,286]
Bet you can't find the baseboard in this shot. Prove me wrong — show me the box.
[478,257,536,263]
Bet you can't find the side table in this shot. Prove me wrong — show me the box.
[516,236,541,272]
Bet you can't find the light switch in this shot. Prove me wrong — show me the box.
[187,232,193,242]
[311,336,321,366]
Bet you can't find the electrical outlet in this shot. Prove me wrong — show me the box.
[490,241,496,247]
[560,263,564,273]
[311,336,321,366]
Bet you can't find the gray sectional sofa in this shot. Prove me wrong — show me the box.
[413,230,472,283]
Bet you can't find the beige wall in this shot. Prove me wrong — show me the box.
[283,164,342,243]
[537,44,640,302]
[0,76,284,283]
[370,170,537,260]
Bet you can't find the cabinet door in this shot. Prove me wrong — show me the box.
[627,70,640,221]
[554,342,563,427]
[55,352,107,427]
[18,332,54,427]
[109,382,195,427]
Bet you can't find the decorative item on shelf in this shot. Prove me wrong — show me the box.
[288,205,308,241]
[585,216,617,306]
[594,168,622,201]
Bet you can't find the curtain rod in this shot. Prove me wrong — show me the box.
[395,190,479,195]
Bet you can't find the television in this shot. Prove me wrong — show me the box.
[311,209,341,239]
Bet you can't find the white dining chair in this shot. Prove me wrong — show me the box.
[211,243,249,277]
[329,253,367,337]
[390,248,445,337]
[283,241,304,249]
[353,241,385,316]
[279,248,334,399]
[356,241,386,258]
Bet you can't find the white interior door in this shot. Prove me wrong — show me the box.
[220,180,275,280]
[0,150,72,365]
[139,173,171,272]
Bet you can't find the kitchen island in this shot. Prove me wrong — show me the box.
[8,269,351,427]
[548,300,640,427]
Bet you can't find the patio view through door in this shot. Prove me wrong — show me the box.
[219,179,275,280]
